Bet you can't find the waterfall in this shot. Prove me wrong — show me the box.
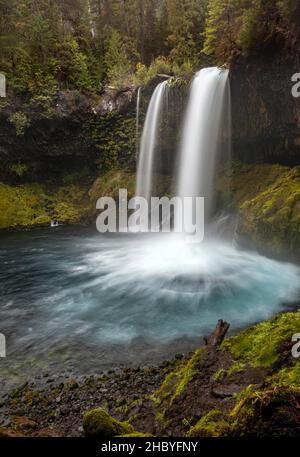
[177,67,231,221]
[136,81,168,202]
[136,87,142,158]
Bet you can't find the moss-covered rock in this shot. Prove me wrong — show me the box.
[238,166,300,257]
[229,385,300,436]
[82,409,135,438]
[222,309,300,368]
[216,161,300,257]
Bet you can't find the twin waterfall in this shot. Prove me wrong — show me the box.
[136,67,231,232]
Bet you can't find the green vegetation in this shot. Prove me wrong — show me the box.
[0,169,138,230]
[187,409,230,437]
[239,166,300,255]
[91,112,136,173]
[222,309,300,367]
[216,162,300,257]
[204,0,300,63]
[9,111,30,136]
[229,385,300,435]
[2,0,296,101]
[151,348,203,411]
[82,408,134,437]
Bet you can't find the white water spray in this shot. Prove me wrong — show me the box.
[136,81,168,201]
[177,67,231,220]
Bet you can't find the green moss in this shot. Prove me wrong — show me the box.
[222,309,300,368]
[212,368,226,382]
[268,363,300,387]
[238,166,300,255]
[119,432,154,437]
[152,348,204,408]
[187,409,230,437]
[230,385,300,434]
[89,169,136,202]
[0,181,91,229]
[216,162,288,208]
[82,409,135,438]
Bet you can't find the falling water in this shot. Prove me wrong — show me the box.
[177,67,231,221]
[136,87,142,158]
[136,81,168,201]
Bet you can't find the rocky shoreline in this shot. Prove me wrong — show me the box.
[1,309,300,438]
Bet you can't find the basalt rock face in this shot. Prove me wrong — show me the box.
[230,53,300,166]
[0,86,136,181]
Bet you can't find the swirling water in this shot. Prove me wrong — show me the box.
[0,226,299,391]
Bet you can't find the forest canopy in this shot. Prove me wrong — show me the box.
[0,0,299,94]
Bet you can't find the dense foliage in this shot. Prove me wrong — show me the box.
[1,0,299,95]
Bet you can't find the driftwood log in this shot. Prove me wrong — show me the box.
[203,319,230,348]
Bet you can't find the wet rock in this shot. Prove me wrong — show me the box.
[211,385,241,399]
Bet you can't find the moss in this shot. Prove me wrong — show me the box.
[222,309,300,368]
[268,363,300,387]
[187,409,231,437]
[230,385,300,435]
[212,368,226,382]
[82,408,135,438]
[0,181,91,229]
[238,166,300,255]
[89,169,136,202]
[119,432,154,437]
[151,349,204,409]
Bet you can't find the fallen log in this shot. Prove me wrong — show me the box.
[204,319,230,348]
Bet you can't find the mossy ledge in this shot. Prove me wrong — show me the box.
[144,308,300,437]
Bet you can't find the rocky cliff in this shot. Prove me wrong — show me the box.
[0,86,136,182]
[230,53,300,166]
